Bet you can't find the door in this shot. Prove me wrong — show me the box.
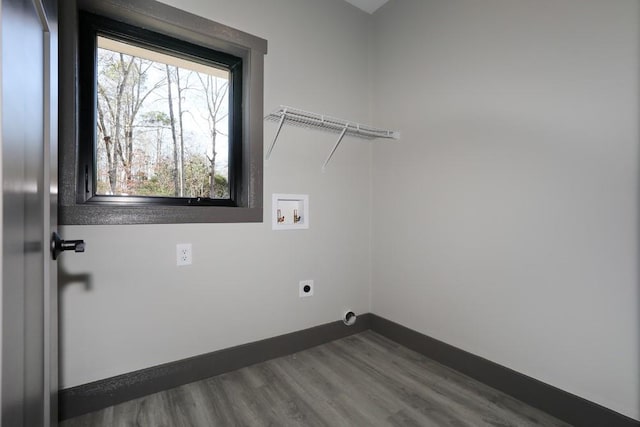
[1,0,58,426]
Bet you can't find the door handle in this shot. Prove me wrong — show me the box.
[51,232,85,260]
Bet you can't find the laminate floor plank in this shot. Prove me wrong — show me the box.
[301,346,406,420]
[61,331,570,427]
[131,391,175,427]
[323,339,491,426]
[357,333,564,427]
[200,377,246,426]
[309,343,466,426]
[274,350,388,426]
[249,363,328,427]
[269,356,374,426]
[338,335,545,427]
[217,370,273,427]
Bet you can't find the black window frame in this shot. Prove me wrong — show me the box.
[78,12,243,208]
[59,0,267,225]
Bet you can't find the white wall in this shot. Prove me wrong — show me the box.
[59,0,373,389]
[371,0,640,421]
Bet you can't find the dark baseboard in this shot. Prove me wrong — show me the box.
[60,312,639,426]
[369,314,639,427]
[59,314,371,421]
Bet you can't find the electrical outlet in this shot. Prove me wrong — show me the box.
[299,280,314,298]
[176,243,192,266]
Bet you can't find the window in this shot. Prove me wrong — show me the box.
[81,13,242,206]
[59,0,267,224]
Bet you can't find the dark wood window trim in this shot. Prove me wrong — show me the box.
[59,0,267,224]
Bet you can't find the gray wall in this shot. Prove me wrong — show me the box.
[59,0,373,389]
[371,0,639,420]
[59,0,640,421]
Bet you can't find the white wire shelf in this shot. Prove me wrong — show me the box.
[264,105,400,170]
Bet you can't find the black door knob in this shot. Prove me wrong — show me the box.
[51,232,85,260]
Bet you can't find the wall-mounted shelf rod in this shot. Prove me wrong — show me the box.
[323,124,349,171]
[266,107,287,160]
[264,105,400,169]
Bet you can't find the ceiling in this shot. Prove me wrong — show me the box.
[343,0,389,14]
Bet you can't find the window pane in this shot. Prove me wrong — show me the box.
[95,36,231,199]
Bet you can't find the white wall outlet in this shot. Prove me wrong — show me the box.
[299,280,314,298]
[176,243,192,266]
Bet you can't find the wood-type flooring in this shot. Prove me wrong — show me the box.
[62,331,570,426]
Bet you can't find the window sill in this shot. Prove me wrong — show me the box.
[59,205,263,225]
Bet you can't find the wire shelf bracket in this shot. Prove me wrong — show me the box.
[264,105,400,170]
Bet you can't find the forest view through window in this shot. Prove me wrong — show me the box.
[95,36,232,200]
